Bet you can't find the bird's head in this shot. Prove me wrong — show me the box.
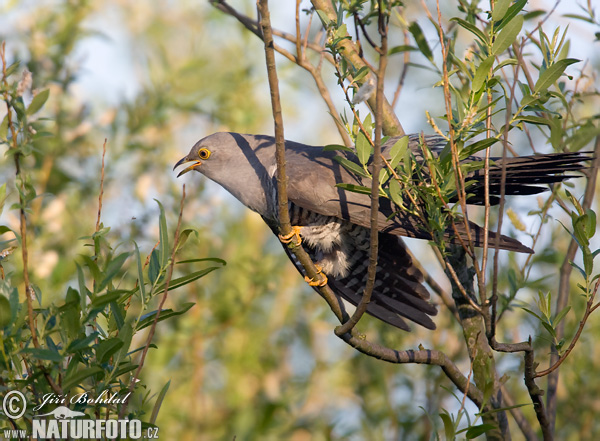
[174,132,275,214]
[174,132,240,180]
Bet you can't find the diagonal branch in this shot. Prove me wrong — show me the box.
[335,3,387,336]
[546,134,600,430]
[257,1,482,410]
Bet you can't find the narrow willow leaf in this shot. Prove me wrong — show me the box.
[323,144,353,153]
[134,243,146,302]
[156,199,169,267]
[96,338,124,364]
[63,366,105,392]
[496,0,527,31]
[315,9,332,27]
[466,424,498,439]
[26,89,50,116]
[492,0,512,22]
[136,302,195,331]
[333,155,370,178]
[409,22,433,61]
[515,115,552,126]
[150,380,171,425]
[492,15,523,55]
[388,45,417,55]
[451,17,487,43]
[533,58,579,93]
[356,131,372,166]
[0,296,10,328]
[460,137,499,159]
[335,183,372,195]
[472,55,495,92]
[20,348,63,362]
[389,136,408,169]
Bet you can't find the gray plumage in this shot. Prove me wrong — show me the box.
[175,132,591,330]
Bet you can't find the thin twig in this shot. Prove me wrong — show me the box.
[120,185,187,418]
[1,42,39,349]
[335,4,387,336]
[546,135,600,429]
[535,278,600,378]
[96,139,107,232]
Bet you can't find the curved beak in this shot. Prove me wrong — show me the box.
[174,156,202,177]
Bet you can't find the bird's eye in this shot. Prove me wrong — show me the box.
[198,148,211,160]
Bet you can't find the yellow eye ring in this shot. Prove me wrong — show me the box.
[198,148,211,160]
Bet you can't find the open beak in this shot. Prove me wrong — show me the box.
[174,156,202,177]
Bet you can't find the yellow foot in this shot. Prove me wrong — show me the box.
[305,265,328,287]
[279,226,302,246]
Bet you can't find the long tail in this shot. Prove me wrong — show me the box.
[466,151,593,205]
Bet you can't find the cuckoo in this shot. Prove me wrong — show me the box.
[175,132,591,331]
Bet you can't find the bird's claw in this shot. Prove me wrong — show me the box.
[279,226,302,246]
[305,264,328,287]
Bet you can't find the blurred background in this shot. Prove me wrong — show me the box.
[1,0,599,439]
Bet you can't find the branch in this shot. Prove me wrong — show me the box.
[546,134,600,430]
[310,0,404,137]
[119,185,186,418]
[524,344,553,441]
[536,278,600,378]
[338,331,485,408]
[335,4,387,336]
[211,0,352,147]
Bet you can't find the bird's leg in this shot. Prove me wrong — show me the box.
[304,264,328,287]
[279,225,303,246]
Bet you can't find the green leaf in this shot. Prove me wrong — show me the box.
[98,252,130,292]
[388,179,405,208]
[492,0,512,22]
[472,55,496,92]
[315,9,332,27]
[553,305,571,327]
[492,15,523,55]
[355,132,372,166]
[20,348,63,362]
[466,423,497,439]
[451,17,487,43]
[26,89,50,116]
[389,136,408,169]
[156,200,169,267]
[388,45,417,55]
[176,257,227,266]
[460,137,499,159]
[496,0,527,30]
[149,248,161,284]
[333,155,370,178]
[0,114,9,141]
[515,115,553,126]
[155,266,222,294]
[114,321,133,366]
[63,366,105,392]
[112,362,138,378]
[67,332,99,352]
[353,66,369,84]
[96,338,124,364]
[409,22,433,62]
[136,302,195,331]
[323,144,353,153]
[150,380,171,425]
[0,296,11,328]
[534,58,579,93]
[439,410,456,440]
[335,183,372,195]
[134,242,146,302]
[90,291,122,309]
